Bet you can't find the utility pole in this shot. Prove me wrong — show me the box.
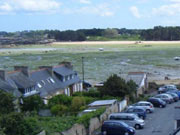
[82,57,85,83]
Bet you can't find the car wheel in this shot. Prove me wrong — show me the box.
[125,132,129,135]
[102,131,107,135]
[135,124,141,129]
[146,109,151,113]
[159,105,163,108]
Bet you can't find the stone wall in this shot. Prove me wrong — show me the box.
[61,124,86,135]
[61,100,127,135]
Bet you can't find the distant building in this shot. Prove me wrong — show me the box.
[126,72,148,96]
[0,62,83,104]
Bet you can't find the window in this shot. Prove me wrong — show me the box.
[127,116,134,120]
[127,108,133,113]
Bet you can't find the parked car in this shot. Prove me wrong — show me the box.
[166,92,179,102]
[101,120,135,135]
[168,90,180,99]
[129,101,154,113]
[158,85,177,94]
[147,97,166,108]
[125,106,146,120]
[109,113,145,129]
[154,93,174,104]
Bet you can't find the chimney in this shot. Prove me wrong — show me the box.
[14,66,29,77]
[39,66,53,75]
[59,61,73,69]
[0,70,6,81]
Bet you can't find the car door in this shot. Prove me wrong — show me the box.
[113,123,124,135]
[126,116,134,127]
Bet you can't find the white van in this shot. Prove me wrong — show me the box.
[108,113,145,129]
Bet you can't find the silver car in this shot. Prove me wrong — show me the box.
[154,93,174,104]
[108,113,145,129]
[129,101,154,113]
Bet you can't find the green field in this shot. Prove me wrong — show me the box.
[1,43,180,83]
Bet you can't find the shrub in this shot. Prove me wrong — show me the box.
[21,95,44,112]
[48,95,72,107]
[71,97,86,113]
[0,112,41,135]
[50,104,68,116]
[0,90,14,114]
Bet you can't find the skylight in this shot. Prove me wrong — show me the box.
[37,83,42,88]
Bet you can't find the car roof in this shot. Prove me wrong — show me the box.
[138,101,151,104]
[128,106,145,110]
[109,113,136,117]
[103,120,128,125]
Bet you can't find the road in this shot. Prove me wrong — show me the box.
[136,101,180,135]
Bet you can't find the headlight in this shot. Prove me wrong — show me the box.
[130,129,134,132]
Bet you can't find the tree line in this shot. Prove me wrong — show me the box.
[1,26,180,42]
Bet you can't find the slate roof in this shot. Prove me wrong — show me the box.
[0,79,21,97]
[0,64,81,98]
[8,72,36,89]
[126,72,146,87]
[30,65,80,98]
[53,66,75,76]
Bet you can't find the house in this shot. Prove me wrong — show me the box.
[126,72,148,96]
[0,62,83,104]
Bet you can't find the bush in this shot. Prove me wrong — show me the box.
[0,112,41,135]
[50,104,68,116]
[72,89,101,98]
[21,95,44,112]
[48,95,72,107]
[0,90,14,114]
[71,97,86,113]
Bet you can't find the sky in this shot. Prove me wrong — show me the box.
[0,0,180,32]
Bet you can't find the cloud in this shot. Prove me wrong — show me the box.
[152,2,180,16]
[78,4,114,17]
[64,3,114,17]
[79,0,91,4]
[130,6,141,18]
[0,0,61,14]
[0,3,12,12]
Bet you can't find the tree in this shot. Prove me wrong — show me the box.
[21,95,44,112]
[102,28,119,38]
[0,90,14,114]
[99,74,137,99]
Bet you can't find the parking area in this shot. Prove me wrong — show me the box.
[136,101,179,135]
